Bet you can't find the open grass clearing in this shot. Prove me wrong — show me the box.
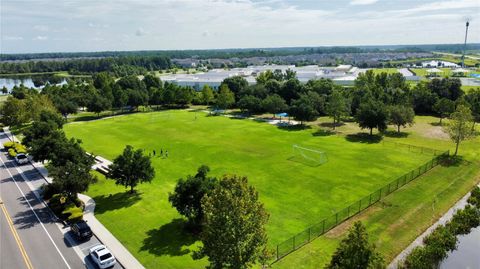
[273,115,480,268]
[64,110,437,268]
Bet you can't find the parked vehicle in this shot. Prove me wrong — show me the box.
[15,153,29,165]
[89,244,116,269]
[70,220,92,241]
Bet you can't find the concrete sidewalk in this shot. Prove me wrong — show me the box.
[3,127,145,269]
[78,194,145,269]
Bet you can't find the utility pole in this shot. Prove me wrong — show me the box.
[462,20,470,68]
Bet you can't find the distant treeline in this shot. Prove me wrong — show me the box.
[0,56,171,76]
[3,44,479,62]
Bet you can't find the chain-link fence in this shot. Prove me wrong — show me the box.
[274,148,449,262]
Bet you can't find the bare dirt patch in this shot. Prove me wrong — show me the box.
[423,126,449,140]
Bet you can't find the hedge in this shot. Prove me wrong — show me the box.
[4,142,27,157]
[48,194,84,224]
[8,148,17,157]
[3,141,15,149]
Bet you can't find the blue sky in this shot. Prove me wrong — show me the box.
[1,0,479,53]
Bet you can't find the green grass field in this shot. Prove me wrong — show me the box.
[64,110,437,268]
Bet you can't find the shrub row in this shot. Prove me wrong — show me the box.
[47,194,84,224]
[3,141,27,157]
[401,186,480,269]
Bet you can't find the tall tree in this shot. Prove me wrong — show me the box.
[215,84,235,111]
[290,95,318,125]
[194,175,269,269]
[389,105,415,133]
[0,96,28,127]
[169,165,217,229]
[355,99,388,135]
[201,85,215,105]
[445,105,475,156]
[326,90,350,130]
[238,95,262,114]
[221,76,248,99]
[327,221,384,269]
[108,145,155,193]
[87,94,112,116]
[48,161,97,201]
[433,98,455,124]
[262,94,288,118]
[465,89,480,131]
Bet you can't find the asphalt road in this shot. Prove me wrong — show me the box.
[0,133,124,269]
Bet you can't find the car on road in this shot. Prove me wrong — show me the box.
[70,220,92,241]
[89,244,116,269]
[14,153,29,165]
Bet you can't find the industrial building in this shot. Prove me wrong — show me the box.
[160,65,365,90]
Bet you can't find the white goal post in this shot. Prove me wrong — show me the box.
[292,144,328,165]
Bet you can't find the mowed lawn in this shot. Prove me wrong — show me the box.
[64,110,435,269]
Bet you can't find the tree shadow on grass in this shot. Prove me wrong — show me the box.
[92,191,142,214]
[140,218,197,257]
[429,121,443,127]
[345,133,383,144]
[312,129,335,137]
[383,130,410,138]
[277,124,311,131]
[438,155,471,167]
[319,122,345,128]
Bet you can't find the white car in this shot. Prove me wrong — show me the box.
[15,153,29,165]
[89,244,116,269]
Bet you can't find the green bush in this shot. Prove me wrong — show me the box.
[8,148,17,157]
[62,204,83,223]
[447,205,480,235]
[468,186,480,208]
[48,194,67,215]
[402,247,433,269]
[48,194,83,223]
[4,142,27,157]
[14,143,27,154]
[3,141,15,149]
[41,183,61,200]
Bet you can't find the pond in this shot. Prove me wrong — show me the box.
[0,76,67,91]
[440,226,480,269]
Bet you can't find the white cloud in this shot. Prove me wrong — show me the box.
[350,0,379,5]
[33,25,49,31]
[406,0,478,13]
[1,0,479,53]
[33,36,48,41]
[4,36,24,40]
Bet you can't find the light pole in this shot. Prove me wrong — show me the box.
[461,20,470,68]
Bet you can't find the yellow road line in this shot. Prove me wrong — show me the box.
[0,198,34,269]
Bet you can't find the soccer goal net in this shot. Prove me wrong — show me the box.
[291,144,328,166]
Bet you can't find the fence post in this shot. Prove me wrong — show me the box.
[396,178,399,189]
[308,227,311,242]
[277,245,279,260]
